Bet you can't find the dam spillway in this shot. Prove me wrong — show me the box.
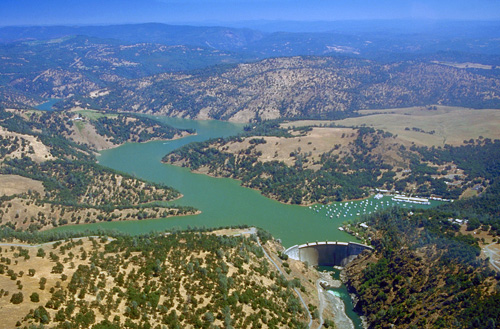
[284,241,373,267]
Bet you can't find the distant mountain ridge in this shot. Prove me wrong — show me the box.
[1,22,500,118]
[0,23,265,50]
[0,35,252,106]
[65,56,500,122]
[1,22,500,59]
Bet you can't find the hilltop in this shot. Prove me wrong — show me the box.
[70,56,500,122]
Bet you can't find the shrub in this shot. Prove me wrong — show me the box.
[10,292,23,304]
[30,292,40,302]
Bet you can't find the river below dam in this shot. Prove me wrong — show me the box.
[51,116,441,248]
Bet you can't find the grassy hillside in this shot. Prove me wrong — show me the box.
[335,106,500,147]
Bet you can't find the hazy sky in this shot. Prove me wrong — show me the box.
[1,0,499,26]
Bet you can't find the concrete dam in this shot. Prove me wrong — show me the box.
[284,241,373,267]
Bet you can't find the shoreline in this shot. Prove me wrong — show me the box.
[66,107,197,152]
[0,193,200,233]
[95,130,196,153]
[39,208,202,232]
[165,161,375,207]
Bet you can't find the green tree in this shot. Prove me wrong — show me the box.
[10,292,23,304]
[30,292,40,302]
[33,306,51,324]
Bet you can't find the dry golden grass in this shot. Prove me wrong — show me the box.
[0,126,53,162]
[209,125,410,174]
[0,238,102,328]
[0,234,323,328]
[222,127,358,168]
[460,188,479,199]
[0,175,45,196]
[69,120,115,151]
[289,106,500,147]
[0,195,197,231]
[339,106,500,146]
[460,225,497,245]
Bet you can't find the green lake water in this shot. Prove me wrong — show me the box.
[51,117,441,248]
[35,98,61,111]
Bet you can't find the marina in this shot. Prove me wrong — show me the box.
[308,194,437,221]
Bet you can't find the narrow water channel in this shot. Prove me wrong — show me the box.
[319,267,364,329]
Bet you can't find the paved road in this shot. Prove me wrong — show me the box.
[483,243,500,272]
[256,236,313,329]
[315,279,325,329]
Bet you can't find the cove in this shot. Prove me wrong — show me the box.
[50,117,441,248]
[35,98,61,111]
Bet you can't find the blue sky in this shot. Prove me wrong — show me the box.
[1,0,499,26]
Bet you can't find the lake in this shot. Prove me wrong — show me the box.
[51,117,441,247]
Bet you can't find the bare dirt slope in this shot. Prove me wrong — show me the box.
[69,120,115,151]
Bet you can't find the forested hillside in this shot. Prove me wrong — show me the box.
[71,57,500,122]
[0,107,197,231]
[0,230,316,328]
[344,180,500,328]
[164,121,499,204]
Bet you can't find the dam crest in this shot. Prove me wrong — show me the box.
[284,241,373,267]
